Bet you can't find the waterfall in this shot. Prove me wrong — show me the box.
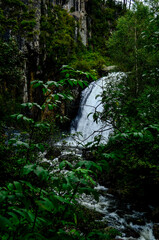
[57,72,157,239]
[68,72,125,146]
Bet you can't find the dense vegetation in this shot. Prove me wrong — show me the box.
[94,0,159,203]
[0,0,159,239]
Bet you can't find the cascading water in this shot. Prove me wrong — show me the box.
[79,185,156,240]
[60,72,158,239]
[68,72,125,146]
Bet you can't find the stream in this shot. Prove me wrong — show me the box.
[80,185,156,240]
[61,72,158,239]
[5,72,159,239]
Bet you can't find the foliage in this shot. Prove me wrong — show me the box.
[108,1,159,93]
[0,39,23,122]
[0,159,100,239]
[60,65,96,86]
[40,5,80,76]
[95,124,159,203]
[88,0,125,55]
[95,0,159,202]
[2,0,159,237]
[0,68,117,239]
[0,0,36,39]
[70,50,111,78]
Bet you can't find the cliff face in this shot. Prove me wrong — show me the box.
[0,0,90,123]
[52,0,89,45]
[21,0,89,55]
[22,0,89,103]
[62,0,89,45]
[26,0,89,46]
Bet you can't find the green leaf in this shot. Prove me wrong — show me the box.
[8,212,19,224]
[59,79,66,85]
[34,103,42,110]
[57,93,65,99]
[21,102,32,109]
[31,80,39,85]
[34,122,50,129]
[68,79,74,86]
[34,166,48,181]
[11,114,18,118]
[17,114,23,120]
[36,198,54,212]
[13,181,22,192]
[47,81,59,87]
[48,104,54,110]
[16,141,29,148]
[23,164,36,175]
[76,160,102,171]
[74,213,77,225]
[0,191,8,202]
[7,183,14,191]
[65,73,70,78]
[83,80,88,86]
[59,161,73,170]
[66,94,73,101]
[32,81,43,88]
[23,116,34,123]
[78,80,83,88]
[21,181,37,191]
[34,143,45,152]
[12,208,30,221]
[54,195,71,204]
[70,78,78,85]
[42,88,47,94]
[87,112,93,118]
[0,216,12,228]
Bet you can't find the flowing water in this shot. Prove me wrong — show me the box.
[79,185,156,240]
[67,72,125,146]
[47,72,159,239]
[63,72,158,239]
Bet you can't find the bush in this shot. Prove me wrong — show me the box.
[70,51,111,78]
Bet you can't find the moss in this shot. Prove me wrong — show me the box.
[40,5,80,75]
[70,50,111,78]
[0,0,36,39]
[87,0,125,56]
[74,205,121,239]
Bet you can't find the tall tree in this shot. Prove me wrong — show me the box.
[108,1,154,94]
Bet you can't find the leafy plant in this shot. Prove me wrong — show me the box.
[0,68,110,239]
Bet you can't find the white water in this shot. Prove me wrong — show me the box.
[57,72,157,239]
[79,185,156,240]
[67,72,126,146]
[42,149,156,240]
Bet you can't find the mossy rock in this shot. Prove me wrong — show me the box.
[59,153,81,163]
[45,147,61,159]
[153,224,159,240]
[75,205,107,234]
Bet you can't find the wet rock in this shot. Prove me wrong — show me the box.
[76,205,107,234]
[115,239,124,240]
[82,148,95,160]
[123,226,140,239]
[45,147,61,159]
[115,238,123,240]
[153,223,159,239]
[152,207,159,222]
[102,65,117,72]
[104,226,121,239]
[40,161,51,168]
[125,215,145,226]
[59,153,79,162]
